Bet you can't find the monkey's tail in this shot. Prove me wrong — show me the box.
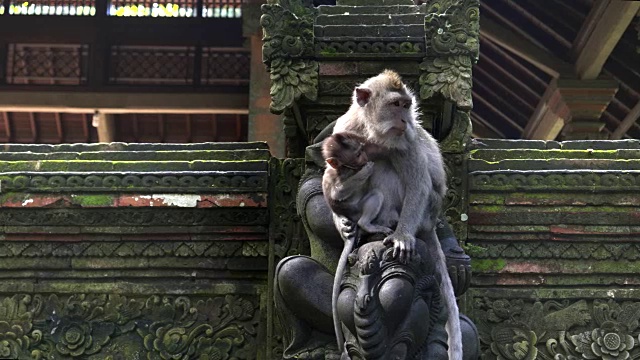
[431,230,463,360]
[333,230,357,353]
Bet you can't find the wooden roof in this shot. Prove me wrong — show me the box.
[474,0,640,140]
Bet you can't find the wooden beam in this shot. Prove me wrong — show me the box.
[523,79,571,140]
[501,0,572,49]
[573,0,640,80]
[54,112,64,142]
[480,15,574,78]
[0,17,243,46]
[474,78,529,126]
[480,37,548,91]
[477,43,542,101]
[474,61,536,113]
[94,112,116,143]
[611,101,640,139]
[473,90,524,134]
[2,112,12,142]
[471,113,504,139]
[0,91,249,114]
[28,112,38,143]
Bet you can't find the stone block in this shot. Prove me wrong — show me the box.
[315,13,425,26]
[319,62,359,76]
[318,5,424,15]
[320,24,424,38]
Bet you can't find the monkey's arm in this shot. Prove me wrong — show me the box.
[384,142,440,262]
[329,162,374,201]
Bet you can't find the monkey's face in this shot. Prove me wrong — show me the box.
[378,92,413,137]
[355,87,417,148]
[341,140,368,169]
[323,133,368,170]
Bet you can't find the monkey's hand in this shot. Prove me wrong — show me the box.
[382,230,416,264]
[334,214,357,242]
[353,161,375,179]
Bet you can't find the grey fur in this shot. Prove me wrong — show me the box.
[332,70,462,360]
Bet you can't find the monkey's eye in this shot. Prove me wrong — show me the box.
[403,102,411,109]
[393,100,401,107]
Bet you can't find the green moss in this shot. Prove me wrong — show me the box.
[471,149,620,161]
[462,243,488,258]
[471,258,506,272]
[72,195,114,207]
[0,192,30,204]
[473,205,505,212]
[320,48,338,56]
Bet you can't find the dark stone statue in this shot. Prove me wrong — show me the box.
[274,126,480,360]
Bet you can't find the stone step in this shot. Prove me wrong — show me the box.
[468,159,640,171]
[468,139,640,150]
[0,142,270,153]
[0,149,270,161]
[317,5,424,15]
[315,13,424,26]
[315,24,424,38]
[0,160,269,172]
[336,0,415,6]
[470,149,640,162]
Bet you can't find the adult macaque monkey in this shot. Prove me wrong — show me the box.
[332,70,462,359]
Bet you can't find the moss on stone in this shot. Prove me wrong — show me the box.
[71,195,114,207]
[319,48,338,56]
[471,258,506,272]
[470,149,620,161]
[462,243,488,258]
[0,192,30,204]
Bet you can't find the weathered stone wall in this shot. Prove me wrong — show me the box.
[0,142,272,359]
[465,139,640,359]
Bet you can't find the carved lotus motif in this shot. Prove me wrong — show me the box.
[144,322,247,360]
[52,317,115,357]
[0,336,22,359]
[570,322,635,360]
[145,323,198,360]
[0,311,36,359]
[192,329,245,360]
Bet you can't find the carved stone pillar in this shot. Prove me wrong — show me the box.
[245,0,285,157]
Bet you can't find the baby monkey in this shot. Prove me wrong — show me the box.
[322,131,393,237]
[322,131,394,352]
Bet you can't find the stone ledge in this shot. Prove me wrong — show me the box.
[0,149,270,161]
[317,5,424,15]
[316,24,424,37]
[470,139,640,150]
[315,13,425,26]
[0,141,269,153]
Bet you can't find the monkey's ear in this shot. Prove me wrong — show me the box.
[326,157,340,169]
[355,87,372,107]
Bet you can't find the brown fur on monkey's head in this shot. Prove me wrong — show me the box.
[381,69,403,90]
[356,69,406,96]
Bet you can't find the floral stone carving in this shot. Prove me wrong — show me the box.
[261,0,318,114]
[474,297,640,360]
[420,0,479,111]
[0,293,259,359]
